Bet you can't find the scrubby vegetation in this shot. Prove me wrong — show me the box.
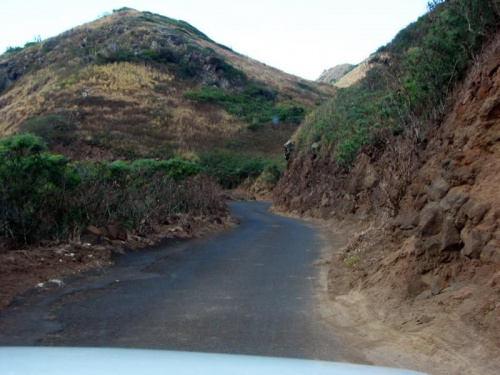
[200,150,284,189]
[0,133,286,245]
[295,0,500,168]
[184,83,306,129]
[0,134,221,246]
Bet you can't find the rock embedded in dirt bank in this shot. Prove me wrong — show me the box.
[468,202,492,226]
[461,230,486,259]
[426,177,451,202]
[440,215,462,251]
[441,186,469,215]
[395,210,419,230]
[480,240,500,262]
[419,203,444,237]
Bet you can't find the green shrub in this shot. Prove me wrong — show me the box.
[156,158,203,181]
[97,50,136,64]
[185,83,305,127]
[138,49,161,61]
[344,256,360,267]
[0,134,79,244]
[209,56,247,82]
[200,150,267,189]
[0,134,216,246]
[261,163,283,184]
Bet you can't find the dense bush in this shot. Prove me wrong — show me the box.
[209,56,247,82]
[0,134,220,246]
[295,0,500,168]
[0,134,79,244]
[200,150,285,189]
[129,158,202,180]
[199,150,265,189]
[260,164,283,184]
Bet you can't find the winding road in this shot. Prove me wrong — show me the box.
[0,202,363,362]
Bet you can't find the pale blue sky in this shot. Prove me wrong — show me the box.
[0,0,429,80]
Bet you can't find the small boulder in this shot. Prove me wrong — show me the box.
[439,198,452,212]
[480,241,500,262]
[426,177,451,202]
[431,274,447,296]
[311,142,321,157]
[462,230,484,259]
[414,194,428,210]
[107,224,119,240]
[419,203,443,237]
[83,226,101,236]
[284,140,294,161]
[456,200,475,229]
[469,202,491,225]
[395,210,419,230]
[408,183,424,198]
[444,186,469,214]
[423,236,444,254]
[107,223,127,241]
[440,216,461,251]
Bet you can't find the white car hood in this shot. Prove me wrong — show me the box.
[0,347,427,375]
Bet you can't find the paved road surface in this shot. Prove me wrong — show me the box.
[0,202,362,362]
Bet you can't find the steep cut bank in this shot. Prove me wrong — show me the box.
[274,2,500,373]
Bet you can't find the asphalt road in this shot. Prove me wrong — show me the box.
[0,202,362,362]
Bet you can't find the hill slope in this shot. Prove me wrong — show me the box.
[274,1,500,371]
[0,8,334,160]
[316,63,353,84]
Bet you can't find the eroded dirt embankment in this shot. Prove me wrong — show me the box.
[274,35,500,375]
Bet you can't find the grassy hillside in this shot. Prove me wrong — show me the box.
[0,8,334,160]
[292,0,499,168]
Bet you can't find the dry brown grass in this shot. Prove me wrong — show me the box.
[0,7,335,160]
[0,60,248,158]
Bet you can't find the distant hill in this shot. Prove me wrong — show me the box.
[333,55,385,88]
[316,63,354,84]
[319,55,388,89]
[0,8,334,160]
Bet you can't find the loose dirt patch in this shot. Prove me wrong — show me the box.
[314,218,500,375]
